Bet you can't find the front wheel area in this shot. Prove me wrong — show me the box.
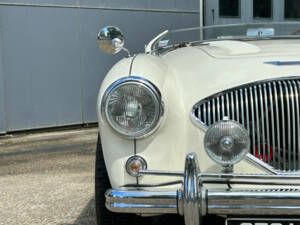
[95,135,147,225]
[95,135,194,225]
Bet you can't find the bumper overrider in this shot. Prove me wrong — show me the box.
[106,153,300,225]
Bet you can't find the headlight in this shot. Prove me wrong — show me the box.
[102,76,163,138]
[204,120,250,167]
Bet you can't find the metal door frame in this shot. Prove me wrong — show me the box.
[252,0,284,22]
[204,0,282,26]
[204,0,247,26]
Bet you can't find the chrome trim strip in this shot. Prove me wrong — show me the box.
[288,81,296,170]
[198,105,201,125]
[105,189,178,214]
[207,191,300,215]
[199,172,300,180]
[279,81,287,170]
[246,154,278,174]
[139,170,184,177]
[203,103,207,125]
[295,81,300,170]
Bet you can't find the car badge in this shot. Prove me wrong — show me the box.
[265,61,300,66]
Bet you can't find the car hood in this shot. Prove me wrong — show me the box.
[161,39,300,109]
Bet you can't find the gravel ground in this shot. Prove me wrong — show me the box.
[0,128,98,225]
[0,128,222,225]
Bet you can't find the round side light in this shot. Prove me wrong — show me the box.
[204,120,250,166]
[125,156,147,177]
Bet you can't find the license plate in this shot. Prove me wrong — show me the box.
[226,218,300,225]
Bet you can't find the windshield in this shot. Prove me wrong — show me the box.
[151,22,300,53]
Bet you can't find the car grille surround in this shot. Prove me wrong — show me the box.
[192,77,300,173]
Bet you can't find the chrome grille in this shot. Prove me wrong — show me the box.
[193,78,300,172]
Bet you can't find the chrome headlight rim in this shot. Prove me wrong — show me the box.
[101,76,164,139]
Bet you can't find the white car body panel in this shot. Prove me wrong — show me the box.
[98,39,300,189]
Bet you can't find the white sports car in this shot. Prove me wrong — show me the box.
[95,23,300,225]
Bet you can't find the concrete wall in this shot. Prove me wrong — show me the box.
[0,0,199,133]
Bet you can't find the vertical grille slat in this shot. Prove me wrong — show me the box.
[259,85,266,162]
[217,97,221,121]
[193,78,300,173]
[235,90,240,123]
[268,82,275,167]
[244,88,250,132]
[207,101,211,126]
[288,81,296,170]
[240,89,245,127]
[231,92,235,120]
[249,87,256,155]
[273,82,281,170]
[212,98,216,123]
[203,103,207,125]
[283,81,291,171]
[263,83,271,165]
[226,93,230,119]
[254,86,261,157]
[278,81,286,171]
[249,87,255,154]
[294,81,300,170]
[221,95,225,120]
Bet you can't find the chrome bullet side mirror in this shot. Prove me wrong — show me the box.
[98,26,130,56]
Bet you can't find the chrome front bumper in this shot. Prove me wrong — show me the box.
[105,153,300,225]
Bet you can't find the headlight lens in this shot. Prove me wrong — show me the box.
[204,120,250,166]
[102,76,163,138]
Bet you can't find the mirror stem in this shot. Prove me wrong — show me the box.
[122,47,131,57]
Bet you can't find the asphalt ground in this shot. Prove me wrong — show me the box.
[0,128,188,225]
[0,128,98,225]
[0,127,226,225]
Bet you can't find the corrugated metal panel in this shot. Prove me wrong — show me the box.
[79,9,199,123]
[0,3,199,132]
[0,0,199,12]
[0,6,82,131]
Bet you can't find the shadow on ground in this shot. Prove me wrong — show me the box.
[61,196,224,225]
[61,198,97,225]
